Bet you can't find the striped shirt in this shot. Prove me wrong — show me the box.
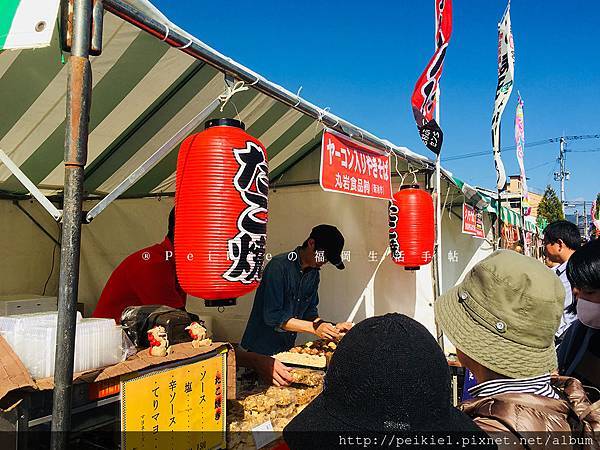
[468,373,560,399]
[555,262,577,338]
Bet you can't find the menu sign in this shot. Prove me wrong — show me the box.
[320,129,392,200]
[463,203,485,239]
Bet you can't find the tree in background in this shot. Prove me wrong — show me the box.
[537,185,564,226]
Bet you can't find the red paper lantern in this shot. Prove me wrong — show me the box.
[389,185,435,270]
[174,118,268,306]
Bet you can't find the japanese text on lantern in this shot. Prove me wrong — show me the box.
[320,130,392,200]
[121,353,227,450]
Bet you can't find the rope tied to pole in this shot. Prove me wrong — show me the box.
[177,39,193,49]
[314,107,335,136]
[293,86,303,108]
[218,80,249,113]
[396,164,419,191]
[161,24,170,41]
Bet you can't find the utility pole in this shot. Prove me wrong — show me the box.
[554,137,570,215]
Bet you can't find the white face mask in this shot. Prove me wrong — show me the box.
[576,298,600,329]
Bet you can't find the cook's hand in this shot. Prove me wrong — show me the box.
[254,354,293,387]
[315,322,340,341]
[335,322,354,334]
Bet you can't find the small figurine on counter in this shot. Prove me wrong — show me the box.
[185,321,212,348]
[147,325,171,357]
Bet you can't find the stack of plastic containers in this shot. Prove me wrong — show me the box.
[0,312,123,379]
[73,318,122,375]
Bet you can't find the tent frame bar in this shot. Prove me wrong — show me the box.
[85,97,221,223]
[102,0,434,172]
[0,150,62,221]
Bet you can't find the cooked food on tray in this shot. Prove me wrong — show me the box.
[273,339,338,368]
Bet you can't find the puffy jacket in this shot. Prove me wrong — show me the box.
[558,320,600,401]
[460,377,600,449]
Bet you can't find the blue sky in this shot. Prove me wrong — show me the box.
[152,0,600,207]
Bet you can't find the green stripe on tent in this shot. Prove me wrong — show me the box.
[265,115,315,160]
[501,207,516,226]
[452,176,492,211]
[246,101,289,137]
[0,26,62,139]
[122,88,259,196]
[0,0,21,48]
[270,136,321,180]
[0,32,169,192]
[83,62,212,192]
[123,147,178,196]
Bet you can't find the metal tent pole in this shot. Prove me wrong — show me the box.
[50,0,93,448]
[433,122,444,347]
[497,194,503,249]
[495,124,503,250]
[432,4,444,349]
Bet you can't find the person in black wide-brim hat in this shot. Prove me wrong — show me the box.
[283,313,489,449]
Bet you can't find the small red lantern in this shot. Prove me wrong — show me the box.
[389,185,435,270]
[175,118,268,306]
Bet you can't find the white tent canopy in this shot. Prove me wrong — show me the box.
[0,0,447,207]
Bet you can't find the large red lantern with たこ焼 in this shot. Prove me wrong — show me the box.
[174,118,269,307]
[389,185,435,270]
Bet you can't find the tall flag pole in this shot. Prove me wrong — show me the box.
[515,94,530,254]
[515,94,530,214]
[411,0,452,349]
[491,1,515,247]
[411,0,452,156]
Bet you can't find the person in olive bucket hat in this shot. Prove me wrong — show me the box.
[435,250,600,437]
[283,314,488,449]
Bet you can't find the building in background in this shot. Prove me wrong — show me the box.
[476,175,543,219]
[504,175,543,218]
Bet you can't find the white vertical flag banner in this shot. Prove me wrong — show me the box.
[491,2,515,191]
[0,0,60,50]
[515,94,530,215]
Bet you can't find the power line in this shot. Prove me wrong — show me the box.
[568,147,600,153]
[441,139,553,162]
[442,134,600,162]
[561,134,600,141]
[527,160,554,171]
